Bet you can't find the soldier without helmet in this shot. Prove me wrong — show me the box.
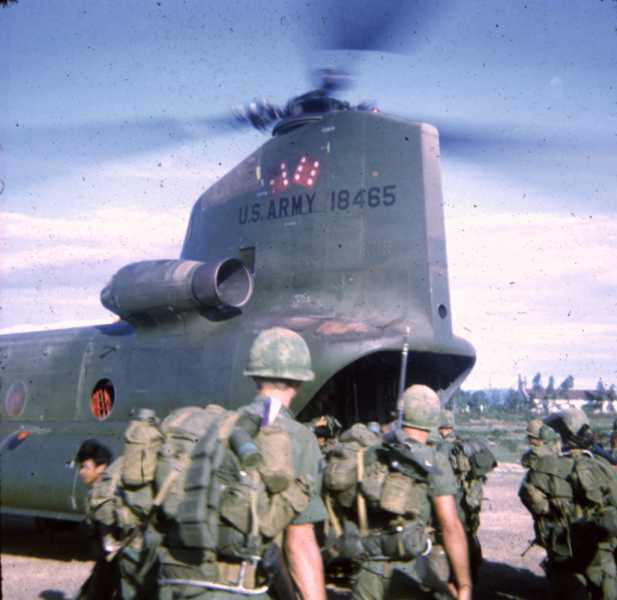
[75,439,122,600]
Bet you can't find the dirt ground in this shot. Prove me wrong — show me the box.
[1,464,549,599]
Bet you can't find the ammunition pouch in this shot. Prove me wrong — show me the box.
[324,521,430,563]
[380,471,429,517]
[594,506,617,537]
[372,521,430,561]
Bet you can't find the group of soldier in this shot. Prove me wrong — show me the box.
[72,325,617,599]
[519,411,617,599]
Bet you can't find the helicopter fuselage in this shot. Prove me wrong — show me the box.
[0,110,474,519]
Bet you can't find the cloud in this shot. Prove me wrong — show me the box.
[0,285,115,332]
[447,209,617,389]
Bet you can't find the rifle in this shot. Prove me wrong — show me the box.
[261,543,297,600]
[396,327,411,428]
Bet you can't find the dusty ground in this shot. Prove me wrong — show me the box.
[1,464,549,599]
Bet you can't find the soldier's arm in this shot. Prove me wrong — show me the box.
[433,494,472,600]
[284,523,326,600]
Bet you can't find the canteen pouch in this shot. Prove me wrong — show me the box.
[324,448,358,493]
[257,424,294,494]
[379,521,429,560]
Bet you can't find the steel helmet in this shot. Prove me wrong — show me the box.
[439,410,455,429]
[526,419,544,439]
[244,327,315,382]
[401,384,440,432]
[561,408,589,436]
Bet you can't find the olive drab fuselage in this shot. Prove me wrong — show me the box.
[0,110,475,519]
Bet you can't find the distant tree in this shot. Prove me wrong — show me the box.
[504,388,523,412]
[469,390,488,415]
[608,384,617,402]
[449,388,471,413]
[531,372,544,398]
[558,375,574,398]
[596,378,607,398]
[546,375,556,399]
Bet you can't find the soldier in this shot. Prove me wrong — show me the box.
[436,409,496,583]
[520,409,617,599]
[526,419,545,448]
[158,327,327,600]
[349,385,472,600]
[309,414,343,455]
[75,439,121,600]
[521,421,561,467]
[437,410,456,444]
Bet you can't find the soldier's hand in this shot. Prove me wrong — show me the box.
[456,583,472,600]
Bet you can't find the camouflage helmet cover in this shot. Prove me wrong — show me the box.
[244,327,315,382]
[561,408,590,436]
[401,384,440,431]
[439,410,455,429]
[526,418,544,439]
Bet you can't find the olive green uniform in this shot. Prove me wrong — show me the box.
[159,396,326,600]
[436,431,484,581]
[352,435,458,600]
[77,461,122,600]
[520,442,617,599]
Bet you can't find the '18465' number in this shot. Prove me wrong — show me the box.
[330,185,397,212]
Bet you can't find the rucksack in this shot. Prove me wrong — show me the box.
[519,452,577,560]
[450,439,497,480]
[115,403,312,563]
[322,425,432,562]
[323,423,384,509]
[158,404,311,561]
[570,450,617,537]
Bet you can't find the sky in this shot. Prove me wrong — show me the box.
[1,0,616,390]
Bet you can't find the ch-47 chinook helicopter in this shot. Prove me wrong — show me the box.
[0,9,477,520]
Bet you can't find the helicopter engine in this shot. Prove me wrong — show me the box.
[101,258,254,320]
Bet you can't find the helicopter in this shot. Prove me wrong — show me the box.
[0,73,475,520]
[0,3,487,521]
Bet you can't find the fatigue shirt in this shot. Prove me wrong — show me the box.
[436,433,467,523]
[86,458,123,541]
[244,396,327,526]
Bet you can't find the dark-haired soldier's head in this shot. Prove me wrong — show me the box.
[76,439,112,487]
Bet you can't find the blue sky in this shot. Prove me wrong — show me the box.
[1,0,616,390]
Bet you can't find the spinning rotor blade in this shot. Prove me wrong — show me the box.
[2,115,242,191]
[317,0,448,54]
